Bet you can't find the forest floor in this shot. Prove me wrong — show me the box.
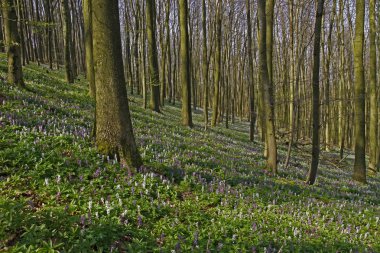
[0,56,379,252]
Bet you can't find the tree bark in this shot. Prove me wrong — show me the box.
[306,0,324,185]
[83,0,95,98]
[61,0,74,83]
[146,0,160,113]
[352,0,366,183]
[258,0,277,174]
[2,0,24,87]
[211,0,221,127]
[368,0,377,173]
[92,0,142,168]
[179,0,193,127]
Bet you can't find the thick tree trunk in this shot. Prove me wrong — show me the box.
[92,0,142,168]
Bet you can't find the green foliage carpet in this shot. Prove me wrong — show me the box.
[0,57,379,252]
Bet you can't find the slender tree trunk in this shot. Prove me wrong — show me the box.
[92,0,142,168]
[368,0,377,173]
[83,0,95,98]
[247,0,256,142]
[146,0,160,113]
[3,0,24,87]
[61,0,74,83]
[178,0,193,127]
[266,0,275,120]
[0,13,5,52]
[202,0,209,129]
[306,0,324,185]
[324,0,336,151]
[352,0,366,183]
[211,1,221,127]
[258,0,277,174]
[134,0,141,95]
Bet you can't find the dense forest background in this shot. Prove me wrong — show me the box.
[1,0,379,182]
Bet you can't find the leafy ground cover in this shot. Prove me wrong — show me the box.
[0,56,379,252]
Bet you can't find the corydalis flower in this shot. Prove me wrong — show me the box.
[137,215,143,228]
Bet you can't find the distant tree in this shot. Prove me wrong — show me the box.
[60,0,74,83]
[202,0,209,129]
[92,0,142,168]
[368,0,377,173]
[83,0,95,98]
[43,0,53,69]
[0,13,4,52]
[2,0,24,87]
[211,0,221,127]
[353,0,366,183]
[246,0,256,142]
[146,0,160,113]
[306,0,324,185]
[178,0,193,127]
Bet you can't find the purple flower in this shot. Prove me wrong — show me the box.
[137,215,143,228]
[80,215,86,226]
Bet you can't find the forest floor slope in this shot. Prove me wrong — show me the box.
[0,57,379,252]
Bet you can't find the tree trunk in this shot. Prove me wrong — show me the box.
[352,0,366,183]
[247,0,256,142]
[61,0,74,83]
[83,0,95,98]
[146,0,160,113]
[211,1,221,127]
[258,0,277,174]
[92,0,142,168]
[368,0,377,173]
[3,0,24,87]
[306,0,324,185]
[178,0,193,127]
[202,0,209,129]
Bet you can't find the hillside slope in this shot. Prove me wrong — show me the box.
[0,58,379,252]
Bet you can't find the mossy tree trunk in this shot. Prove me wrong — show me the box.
[306,0,324,185]
[92,0,142,168]
[258,0,277,174]
[2,0,24,87]
[352,0,366,183]
[146,0,160,113]
[179,0,193,127]
[61,0,74,83]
